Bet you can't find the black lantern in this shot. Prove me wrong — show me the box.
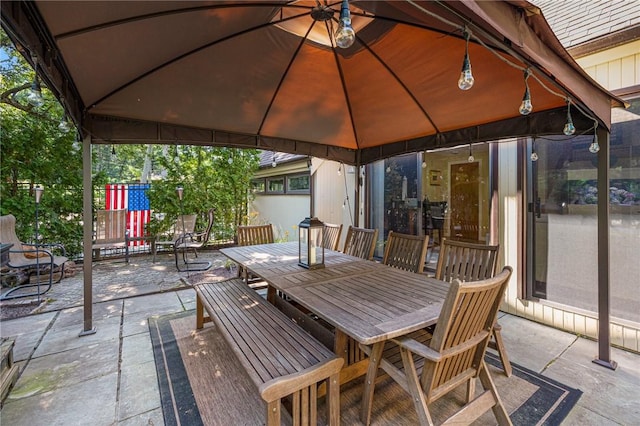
[298,217,325,270]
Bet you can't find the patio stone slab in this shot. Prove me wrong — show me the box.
[123,292,183,316]
[121,332,154,367]
[117,407,163,426]
[562,403,625,425]
[50,299,123,331]
[7,339,119,400]
[33,315,121,358]
[117,360,161,421]
[8,329,47,362]
[0,310,56,337]
[494,313,578,373]
[1,372,118,426]
[543,337,640,425]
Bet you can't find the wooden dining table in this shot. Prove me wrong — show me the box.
[220,241,450,384]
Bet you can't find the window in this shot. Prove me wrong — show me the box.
[287,174,310,193]
[267,177,285,193]
[254,172,310,195]
[251,179,265,193]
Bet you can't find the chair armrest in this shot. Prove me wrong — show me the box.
[392,336,442,362]
[12,246,55,262]
[32,242,67,257]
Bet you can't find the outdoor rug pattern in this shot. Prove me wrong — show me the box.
[149,311,582,426]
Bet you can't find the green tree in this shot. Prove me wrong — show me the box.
[146,146,260,243]
[1,33,83,255]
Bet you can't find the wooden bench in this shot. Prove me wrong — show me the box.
[195,278,343,425]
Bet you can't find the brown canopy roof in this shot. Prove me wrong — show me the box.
[1,0,623,165]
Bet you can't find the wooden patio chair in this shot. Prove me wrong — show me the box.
[360,267,514,426]
[435,238,512,376]
[173,208,214,272]
[0,214,68,300]
[92,209,129,263]
[382,231,429,274]
[236,224,274,285]
[322,222,343,251]
[153,214,197,262]
[342,226,378,260]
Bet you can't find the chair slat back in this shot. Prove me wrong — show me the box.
[198,208,215,244]
[95,210,127,244]
[322,223,343,251]
[173,214,197,239]
[382,231,429,273]
[237,224,274,246]
[1,214,27,264]
[435,239,499,283]
[423,267,512,395]
[343,226,378,260]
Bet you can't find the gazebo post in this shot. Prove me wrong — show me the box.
[80,134,96,337]
[593,126,616,370]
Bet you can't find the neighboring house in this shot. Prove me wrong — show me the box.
[250,151,357,248]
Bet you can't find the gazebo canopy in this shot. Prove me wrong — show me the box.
[1,0,623,165]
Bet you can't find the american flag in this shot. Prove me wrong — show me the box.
[105,184,151,246]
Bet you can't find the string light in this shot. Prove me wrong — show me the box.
[337,164,342,176]
[421,151,427,168]
[530,138,538,162]
[458,29,474,90]
[519,69,533,115]
[271,152,277,167]
[467,143,474,162]
[406,1,603,154]
[589,122,600,153]
[563,99,576,136]
[335,0,355,48]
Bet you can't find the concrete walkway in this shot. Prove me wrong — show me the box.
[1,252,639,425]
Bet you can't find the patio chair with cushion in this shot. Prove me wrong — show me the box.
[435,238,511,376]
[322,222,343,251]
[342,226,378,260]
[173,208,214,272]
[382,231,429,274]
[360,266,514,426]
[92,209,129,263]
[0,214,67,300]
[236,224,274,285]
[153,214,197,262]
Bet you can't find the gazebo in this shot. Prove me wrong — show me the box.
[0,0,623,367]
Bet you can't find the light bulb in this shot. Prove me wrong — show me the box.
[589,122,600,153]
[563,101,575,135]
[228,157,233,165]
[458,67,474,90]
[59,119,71,132]
[563,121,575,136]
[386,166,391,173]
[271,160,277,167]
[468,154,475,162]
[519,88,533,115]
[335,0,355,48]
[421,161,427,169]
[337,166,342,176]
[530,152,538,161]
[26,80,44,107]
[457,32,474,91]
[519,71,533,115]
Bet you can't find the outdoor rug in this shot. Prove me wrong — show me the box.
[149,311,582,425]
